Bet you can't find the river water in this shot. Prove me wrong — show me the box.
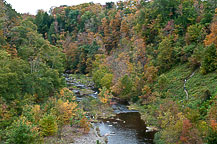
[64,74,156,144]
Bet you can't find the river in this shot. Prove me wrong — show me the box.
[64,74,156,144]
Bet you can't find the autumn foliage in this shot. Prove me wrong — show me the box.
[1,0,217,143]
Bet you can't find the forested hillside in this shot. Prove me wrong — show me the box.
[0,0,216,143]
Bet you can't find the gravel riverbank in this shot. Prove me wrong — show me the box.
[44,124,106,144]
[73,124,106,144]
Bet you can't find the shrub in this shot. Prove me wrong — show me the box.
[59,88,76,102]
[43,97,56,114]
[111,75,134,100]
[79,116,90,134]
[39,114,58,137]
[92,63,111,88]
[180,119,203,144]
[100,73,113,89]
[200,44,217,74]
[6,117,39,144]
[157,74,169,90]
[55,99,78,124]
[31,105,41,124]
[185,24,205,44]
[22,104,42,124]
[0,103,14,129]
[70,108,85,127]
[98,87,113,104]
[154,132,166,144]
[157,37,175,72]
[120,75,134,99]
[207,120,217,144]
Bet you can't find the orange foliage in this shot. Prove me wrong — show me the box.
[59,87,76,101]
[106,52,132,83]
[204,10,217,47]
[102,17,112,53]
[180,119,203,144]
[110,11,121,47]
[144,65,158,83]
[0,103,11,121]
[210,120,217,131]
[19,116,39,133]
[99,87,113,104]
[6,45,17,57]
[139,85,158,104]
[79,116,90,133]
[120,18,130,39]
[133,38,146,66]
[31,105,41,123]
[208,96,217,119]
[56,99,78,124]
[63,39,78,58]
[111,80,122,96]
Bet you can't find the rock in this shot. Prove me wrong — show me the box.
[116,118,121,121]
[79,89,95,96]
[146,126,158,132]
[104,133,110,136]
[110,132,115,135]
[72,89,80,94]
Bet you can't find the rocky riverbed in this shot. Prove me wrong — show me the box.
[64,74,156,144]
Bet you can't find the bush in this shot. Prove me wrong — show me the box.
[200,44,217,74]
[111,75,134,100]
[55,99,78,124]
[31,105,41,124]
[0,103,15,129]
[92,67,111,88]
[6,117,39,144]
[100,73,113,89]
[120,75,134,99]
[59,88,76,102]
[157,74,169,90]
[98,87,113,104]
[207,120,217,144]
[185,24,205,44]
[39,114,58,137]
[154,132,166,144]
[79,116,90,133]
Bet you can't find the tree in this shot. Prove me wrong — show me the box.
[110,11,122,50]
[35,10,53,38]
[204,16,217,47]
[185,24,206,44]
[0,0,6,47]
[102,17,112,53]
[200,44,217,74]
[120,18,130,39]
[133,38,146,67]
[0,50,29,102]
[157,36,175,72]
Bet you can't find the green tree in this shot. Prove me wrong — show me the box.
[157,36,175,72]
[35,10,53,38]
[201,44,217,74]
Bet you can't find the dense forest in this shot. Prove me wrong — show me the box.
[0,0,216,143]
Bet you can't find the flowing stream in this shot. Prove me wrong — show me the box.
[64,74,156,144]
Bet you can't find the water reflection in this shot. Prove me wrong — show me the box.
[96,112,156,144]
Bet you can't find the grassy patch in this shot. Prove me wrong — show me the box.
[154,64,193,99]
[186,71,217,99]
